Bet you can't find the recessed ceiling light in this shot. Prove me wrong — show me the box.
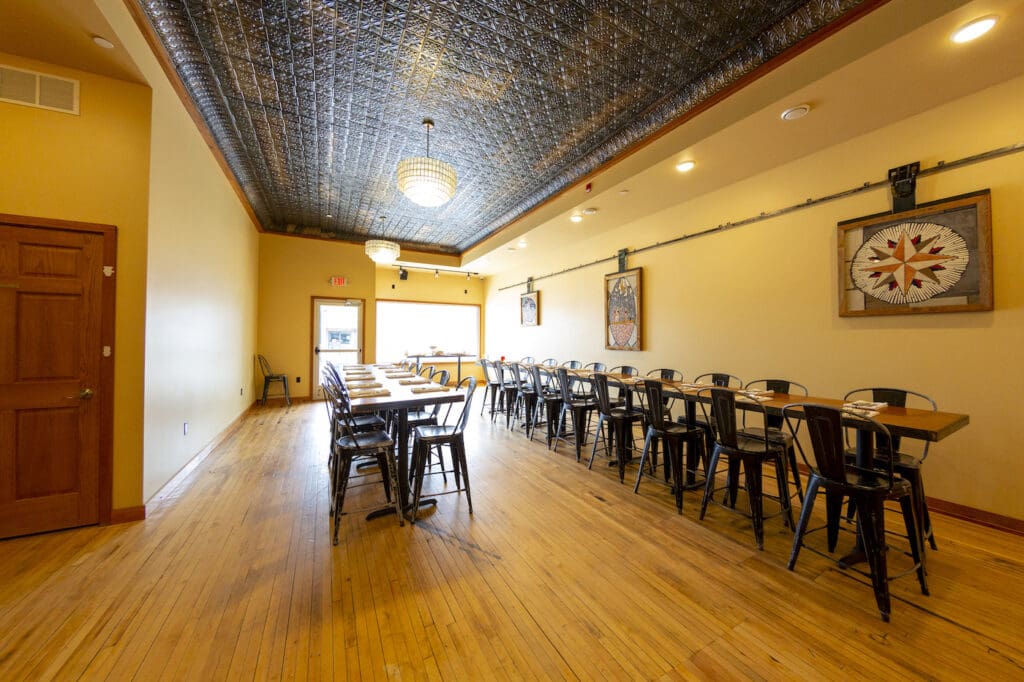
[675,160,696,172]
[780,103,811,121]
[517,240,528,248]
[325,213,332,218]
[92,35,115,49]
[570,214,583,223]
[618,189,629,195]
[581,207,598,215]
[952,16,997,43]
[506,245,518,251]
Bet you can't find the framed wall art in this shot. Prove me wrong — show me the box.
[605,267,641,350]
[520,291,539,326]
[838,190,992,316]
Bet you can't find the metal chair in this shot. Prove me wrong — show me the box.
[782,403,928,621]
[698,388,794,549]
[410,377,478,523]
[257,354,290,405]
[588,373,644,482]
[633,379,707,513]
[478,359,503,417]
[844,387,939,551]
[529,364,561,446]
[739,379,809,502]
[552,367,596,461]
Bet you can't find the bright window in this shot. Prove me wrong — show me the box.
[376,301,480,362]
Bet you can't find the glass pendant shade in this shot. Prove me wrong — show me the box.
[364,239,401,264]
[396,156,457,207]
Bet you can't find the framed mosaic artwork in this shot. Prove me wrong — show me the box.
[838,190,992,316]
[605,268,641,350]
[520,291,539,326]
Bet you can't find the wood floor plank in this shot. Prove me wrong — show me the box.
[0,402,1021,680]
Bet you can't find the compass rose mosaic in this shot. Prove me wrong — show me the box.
[850,222,968,305]
[838,191,993,316]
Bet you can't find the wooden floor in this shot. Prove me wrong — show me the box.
[1,402,1022,680]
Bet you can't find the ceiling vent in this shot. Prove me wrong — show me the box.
[0,64,79,115]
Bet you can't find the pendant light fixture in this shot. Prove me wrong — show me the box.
[396,118,457,207]
[364,239,401,264]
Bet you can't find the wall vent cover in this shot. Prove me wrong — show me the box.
[0,65,79,115]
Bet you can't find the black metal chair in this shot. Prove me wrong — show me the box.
[257,354,290,405]
[529,364,561,446]
[782,403,928,622]
[540,358,559,367]
[645,368,683,420]
[410,377,478,523]
[606,365,639,408]
[739,379,809,503]
[633,380,706,514]
[588,373,644,482]
[698,388,794,549]
[520,355,535,363]
[688,372,743,450]
[496,361,519,427]
[407,369,451,436]
[478,359,503,418]
[552,367,596,461]
[844,387,939,551]
[325,382,402,544]
[509,362,538,432]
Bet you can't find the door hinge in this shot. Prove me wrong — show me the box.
[103,266,114,277]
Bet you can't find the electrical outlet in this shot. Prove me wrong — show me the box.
[183,421,189,435]
[240,387,243,396]
[296,376,301,383]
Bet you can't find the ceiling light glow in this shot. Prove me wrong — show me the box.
[570,214,583,223]
[780,104,811,121]
[952,16,997,43]
[396,119,457,207]
[365,239,401,264]
[675,160,696,172]
[92,36,115,49]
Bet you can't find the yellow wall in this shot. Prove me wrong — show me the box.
[0,51,151,509]
[93,0,260,501]
[485,74,1024,519]
[258,234,377,398]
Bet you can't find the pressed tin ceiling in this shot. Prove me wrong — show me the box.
[138,0,872,254]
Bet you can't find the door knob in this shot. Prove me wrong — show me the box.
[80,388,94,400]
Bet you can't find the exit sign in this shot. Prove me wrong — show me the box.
[329,276,349,287]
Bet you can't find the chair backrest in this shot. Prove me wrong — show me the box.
[514,362,535,392]
[783,403,895,488]
[640,379,670,428]
[562,360,582,369]
[257,354,273,376]
[607,365,638,376]
[584,362,606,372]
[699,388,739,449]
[844,387,936,458]
[592,373,614,415]
[322,361,342,387]
[520,356,535,363]
[555,367,576,403]
[451,376,478,434]
[744,378,808,429]
[418,364,435,378]
[531,364,555,396]
[430,368,450,386]
[647,368,683,381]
[480,359,499,386]
[695,372,742,388]
[541,358,558,367]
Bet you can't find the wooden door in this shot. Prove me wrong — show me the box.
[0,219,109,538]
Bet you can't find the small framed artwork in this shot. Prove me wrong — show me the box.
[605,267,641,350]
[520,291,539,326]
[838,190,993,316]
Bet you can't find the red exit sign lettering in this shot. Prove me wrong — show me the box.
[329,276,349,287]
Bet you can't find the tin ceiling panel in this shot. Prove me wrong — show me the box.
[139,0,869,254]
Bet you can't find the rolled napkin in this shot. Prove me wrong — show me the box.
[347,381,382,388]
[345,374,374,380]
[410,385,449,394]
[349,388,391,398]
[384,372,416,378]
[343,364,368,370]
[743,389,774,397]
[843,406,879,418]
[737,393,771,403]
[844,400,888,411]
[681,382,709,389]
[374,364,400,369]
[398,377,430,385]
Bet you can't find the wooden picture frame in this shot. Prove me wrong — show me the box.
[838,190,993,316]
[520,291,539,326]
[605,268,641,350]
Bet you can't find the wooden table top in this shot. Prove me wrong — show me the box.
[560,368,969,443]
[343,366,467,413]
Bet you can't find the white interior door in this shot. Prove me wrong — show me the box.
[313,298,362,399]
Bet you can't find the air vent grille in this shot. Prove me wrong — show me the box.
[0,65,79,114]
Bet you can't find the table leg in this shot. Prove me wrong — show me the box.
[838,428,876,566]
[367,408,436,521]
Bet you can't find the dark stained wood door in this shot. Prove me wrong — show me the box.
[0,222,105,538]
